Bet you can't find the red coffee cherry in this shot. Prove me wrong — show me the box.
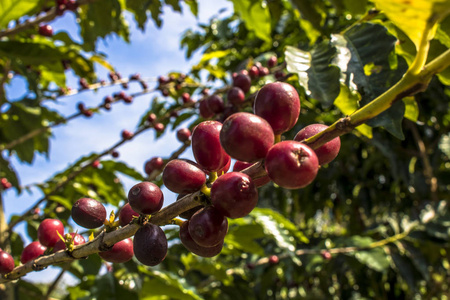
[37,218,64,248]
[254,82,301,135]
[118,203,139,227]
[38,24,53,37]
[133,223,167,266]
[71,198,107,229]
[53,232,85,252]
[188,206,228,247]
[128,182,164,215]
[162,159,206,194]
[144,157,164,175]
[0,250,15,274]
[99,238,134,263]
[179,221,223,257]
[21,242,46,264]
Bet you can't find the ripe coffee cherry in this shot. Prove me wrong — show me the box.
[322,251,332,260]
[265,141,319,189]
[162,159,206,194]
[53,232,85,252]
[154,123,165,132]
[233,161,271,187]
[72,198,107,229]
[104,95,113,104]
[0,251,15,274]
[118,203,139,227]
[233,73,251,93]
[147,113,157,123]
[268,55,277,68]
[176,194,202,220]
[219,158,231,175]
[180,221,223,257]
[79,78,89,89]
[227,87,245,105]
[38,24,53,37]
[176,128,191,143]
[144,157,164,175]
[294,124,341,165]
[181,93,192,103]
[211,172,258,219]
[254,82,301,135]
[188,206,228,247]
[37,218,64,248]
[199,99,214,119]
[220,112,274,163]
[77,102,85,112]
[192,121,230,172]
[133,223,167,266]
[121,130,133,140]
[111,150,119,158]
[206,95,224,114]
[92,160,101,168]
[82,109,93,117]
[128,182,164,215]
[268,255,279,264]
[1,178,12,190]
[259,67,269,77]
[248,65,259,78]
[20,242,46,264]
[99,238,134,263]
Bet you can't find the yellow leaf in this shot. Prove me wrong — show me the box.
[371,0,450,49]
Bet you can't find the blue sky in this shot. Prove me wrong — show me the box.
[3,0,233,284]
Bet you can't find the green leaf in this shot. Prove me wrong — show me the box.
[126,0,163,29]
[334,84,373,138]
[338,236,390,272]
[402,96,419,122]
[184,0,198,17]
[199,50,232,63]
[139,269,203,300]
[371,0,450,49]
[0,0,40,29]
[339,23,408,139]
[79,0,130,51]
[438,133,450,157]
[251,208,309,252]
[229,0,272,43]
[226,222,266,256]
[289,0,324,31]
[285,43,341,108]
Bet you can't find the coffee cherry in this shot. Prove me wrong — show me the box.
[211,172,258,219]
[99,238,134,263]
[220,112,274,163]
[133,223,167,266]
[248,66,259,79]
[130,73,140,80]
[118,203,139,227]
[66,0,78,11]
[265,141,319,189]
[71,198,107,229]
[321,251,332,260]
[79,78,89,89]
[219,158,231,175]
[38,24,53,37]
[199,99,214,119]
[181,93,191,103]
[0,250,15,274]
[294,124,341,165]
[233,161,271,187]
[121,130,133,140]
[179,221,223,257]
[103,104,111,111]
[147,113,157,123]
[227,87,245,105]
[267,56,277,68]
[188,206,228,247]
[37,218,64,248]
[77,102,85,112]
[158,76,169,85]
[206,95,224,114]
[53,232,85,252]
[128,182,164,215]
[104,95,113,104]
[254,82,301,135]
[268,255,279,264]
[111,150,119,158]
[82,109,93,117]
[154,123,165,132]
[1,178,12,190]
[92,160,101,168]
[20,242,46,264]
[233,73,251,93]
[176,128,191,143]
[162,159,206,194]
[201,88,210,96]
[274,71,285,80]
[259,67,269,77]
[144,157,164,175]
[192,121,230,172]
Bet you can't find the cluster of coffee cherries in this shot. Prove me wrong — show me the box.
[38,0,79,37]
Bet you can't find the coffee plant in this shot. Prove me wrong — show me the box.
[0,0,449,299]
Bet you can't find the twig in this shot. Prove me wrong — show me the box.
[0,0,95,39]
[407,121,438,201]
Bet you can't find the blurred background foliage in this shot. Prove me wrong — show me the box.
[0,0,449,299]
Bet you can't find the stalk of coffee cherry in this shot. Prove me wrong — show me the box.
[0,62,342,282]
